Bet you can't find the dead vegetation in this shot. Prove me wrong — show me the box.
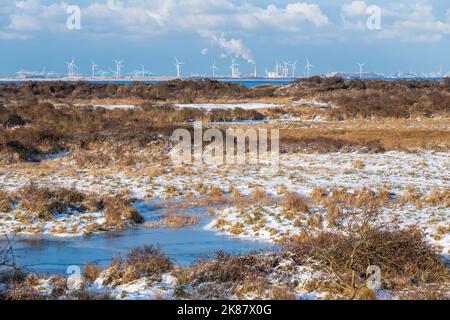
[160,214,200,229]
[280,126,449,153]
[103,246,172,286]
[17,183,94,220]
[103,195,144,227]
[1,183,143,228]
[289,218,449,299]
[0,188,13,213]
[281,192,310,213]
[279,77,450,119]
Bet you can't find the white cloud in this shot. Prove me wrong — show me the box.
[1,0,448,46]
[0,30,30,40]
[14,0,40,10]
[342,1,368,17]
[201,48,209,55]
[254,3,329,29]
[9,14,41,30]
[340,1,450,42]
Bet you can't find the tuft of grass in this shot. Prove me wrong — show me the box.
[103,195,144,227]
[207,186,224,197]
[83,263,103,283]
[161,214,199,229]
[281,192,310,213]
[17,183,93,220]
[326,204,341,227]
[352,160,365,170]
[0,188,13,212]
[104,246,172,286]
[251,187,266,200]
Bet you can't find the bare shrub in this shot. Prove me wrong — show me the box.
[83,263,103,283]
[289,226,449,299]
[104,246,172,286]
[189,252,277,287]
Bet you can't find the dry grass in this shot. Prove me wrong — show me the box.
[104,246,172,286]
[0,188,13,213]
[161,214,200,229]
[103,195,144,227]
[281,192,310,213]
[17,183,93,220]
[83,263,103,283]
[207,186,224,197]
[251,187,266,200]
[280,126,450,153]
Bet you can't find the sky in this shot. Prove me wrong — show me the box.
[0,0,449,77]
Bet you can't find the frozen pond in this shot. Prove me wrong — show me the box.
[0,201,275,275]
[175,103,282,110]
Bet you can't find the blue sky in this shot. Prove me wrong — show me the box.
[0,0,449,77]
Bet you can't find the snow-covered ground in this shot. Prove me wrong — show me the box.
[0,209,106,237]
[0,151,448,240]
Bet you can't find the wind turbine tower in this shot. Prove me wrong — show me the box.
[175,58,184,78]
[113,59,124,78]
[291,61,297,78]
[211,60,218,78]
[91,60,99,78]
[283,61,290,78]
[357,63,365,80]
[305,58,314,78]
[66,58,77,77]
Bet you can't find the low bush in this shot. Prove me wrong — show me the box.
[0,188,13,213]
[288,226,449,298]
[161,214,199,229]
[103,195,144,227]
[104,246,172,286]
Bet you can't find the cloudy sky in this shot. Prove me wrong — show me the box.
[0,0,449,77]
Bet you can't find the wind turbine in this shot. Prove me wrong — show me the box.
[283,61,290,78]
[305,58,314,78]
[357,63,365,80]
[66,57,77,77]
[291,61,298,78]
[91,60,99,78]
[253,63,257,78]
[175,58,184,78]
[210,60,219,78]
[113,59,124,78]
[141,65,146,78]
